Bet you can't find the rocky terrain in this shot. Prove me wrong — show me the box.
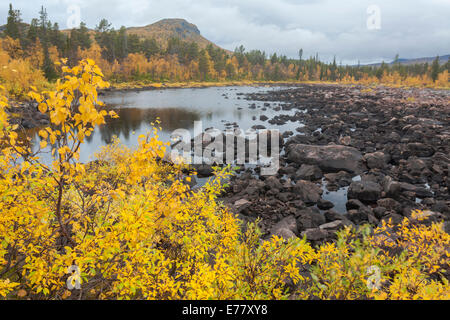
[212,84,450,243]
[6,100,50,129]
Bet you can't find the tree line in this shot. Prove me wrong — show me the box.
[1,4,449,88]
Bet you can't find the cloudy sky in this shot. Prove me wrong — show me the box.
[2,0,449,64]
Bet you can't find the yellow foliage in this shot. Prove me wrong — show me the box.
[0,61,448,300]
[0,39,47,98]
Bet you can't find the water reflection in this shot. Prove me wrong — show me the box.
[27,86,299,163]
[97,107,201,144]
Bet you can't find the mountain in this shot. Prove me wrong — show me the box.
[126,18,224,50]
[365,54,449,67]
[394,55,449,65]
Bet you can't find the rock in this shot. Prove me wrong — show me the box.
[382,177,402,198]
[264,176,283,191]
[244,179,265,197]
[324,209,346,222]
[382,212,404,224]
[282,131,293,139]
[406,143,435,157]
[270,215,298,239]
[260,115,269,121]
[295,164,323,181]
[277,192,294,202]
[406,157,427,173]
[410,210,444,224]
[445,221,450,234]
[324,171,353,187]
[319,220,345,231]
[193,164,214,178]
[234,199,251,208]
[432,201,449,215]
[364,151,390,169]
[339,136,352,146]
[346,199,366,210]
[272,228,297,240]
[286,144,365,174]
[317,198,334,210]
[345,209,369,224]
[296,207,326,230]
[252,124,266,130]
[21,119,35,129]
[348,180,382,202]
[377,198,402,213]
[399,182,433,198]
[301,228,328,241]
[293,180,322,204]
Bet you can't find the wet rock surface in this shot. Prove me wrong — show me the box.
[6,101,50,129]
[218,84,450,241]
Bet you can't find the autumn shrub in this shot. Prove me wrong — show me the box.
[0,59,448,300]
[0,37,48,98]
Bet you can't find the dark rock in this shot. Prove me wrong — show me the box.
[264,176,283,191]
[324,209,345,222]
[293,180,322,204]
[319,220,345,231]
[346,199,366,210]
[406,143,435,157]
[317,198,334,210]
[286,144,365,174]
[382,212,404,224]
[270,215,298,240]
[373,206,387,219]
[377,198,402,213]
[295,164,323,181]
[364,151,390,169]
[193,164,214,178]
[301,228,328,241]
[345,209,369,224]
[348,181,382,202]
[296,207,326,230]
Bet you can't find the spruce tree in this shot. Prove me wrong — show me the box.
[430,56,440,82]
[5,3,21,39]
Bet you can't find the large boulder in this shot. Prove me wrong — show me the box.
[287,144,365,174]
[348,180,382,202]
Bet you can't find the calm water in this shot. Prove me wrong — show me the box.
[27,85,355,213]
[30,86,301,163]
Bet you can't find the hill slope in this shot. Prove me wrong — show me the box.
[126,18,223,50]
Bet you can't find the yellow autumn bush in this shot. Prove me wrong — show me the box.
[0,60,448,300]
[0,37,48,98]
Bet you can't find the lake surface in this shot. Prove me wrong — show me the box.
[30,85,301,164]
[27,85,355,213]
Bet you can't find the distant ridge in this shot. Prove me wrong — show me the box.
[365,54,450,67]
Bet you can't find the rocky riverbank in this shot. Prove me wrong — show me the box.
[4,100,50,129]
[211,84,450,243]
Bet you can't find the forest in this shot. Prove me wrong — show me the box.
[0,4,449,99]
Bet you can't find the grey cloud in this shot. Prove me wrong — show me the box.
[1,0,449,64]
